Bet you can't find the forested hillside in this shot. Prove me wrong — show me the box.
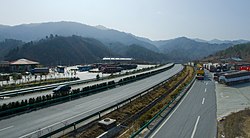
[205,43,250,62]
[5,36,111,65]
[0,39,24,60]
[4,36,169,65]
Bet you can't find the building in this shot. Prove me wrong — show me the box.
[10,59,39,73]
[0,61,10,73]
[102,57,134,64]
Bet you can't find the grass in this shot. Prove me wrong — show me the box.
[63,66,194,138]
[0,77,78,91]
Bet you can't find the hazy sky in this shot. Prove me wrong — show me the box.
[0,0,250,40]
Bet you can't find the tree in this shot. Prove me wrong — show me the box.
[34,75,37,82]
[96,74,100,80]
[12,73,20,85]
[49,34,54,39]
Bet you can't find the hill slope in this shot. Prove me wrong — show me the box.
[207,43,250,62]
[126,45,169,63]
[5,36,112,65]
[154,37,232,62]
[1,21,247,62]
[4,36,168,65]
[0,39,24,60]
[0,21,158,52]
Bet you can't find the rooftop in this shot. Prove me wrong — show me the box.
[102,57,134,61]
[0,61,10,65]
[10,59,39,65]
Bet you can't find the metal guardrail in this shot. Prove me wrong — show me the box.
[0,64,175,117]
[0,64,171,97]
[23,64,177,138]
[40,64,182,138]
[130,73,196,138]
[0,64,177,138]
[0,78,96,97]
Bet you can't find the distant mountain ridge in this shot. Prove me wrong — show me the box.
[0,21,158,52]
[152,37,233,62]
[193,38,249,45]
[5,36,112,65]
[4,36,167,65]
[0,21,249,63]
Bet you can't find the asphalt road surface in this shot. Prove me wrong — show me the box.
[149,73,217,138]
[0,64,171,105]
[0,64,183,138]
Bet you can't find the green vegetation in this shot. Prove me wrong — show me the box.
[0,39,24,60]
[0,77,79,91]
[206,42,250,62]
[70,66,194,138]
[156,37,232,62]
[4,35,170,66]
[0,64,173,117]
[5,36,111,66]
[131,66,194,136]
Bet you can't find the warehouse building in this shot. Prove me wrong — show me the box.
[10,58,40,73]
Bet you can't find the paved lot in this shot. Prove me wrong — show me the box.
[216,81,250,120]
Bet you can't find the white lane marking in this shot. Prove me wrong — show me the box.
[206,82,208,85]
[191,116,200,138]
[20,64,182,138]
[19,97,120,138]
[0,126,14,132]
[204,88,207,93]
[202,98,205,105]
[149,81,196,138]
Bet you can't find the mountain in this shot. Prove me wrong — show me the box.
[153,37,232,62]
[0,21,158,52]
[0,39,24,60]
[205,43,250,62]
[193,38,249,45]
[5,36,112,65]
[208,39,249,45]
[4,36,167,65]
[1,21,248,63]
[108,43,168,63]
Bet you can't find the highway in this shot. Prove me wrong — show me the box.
[149,72,217,138]
[0,64,183,138]
[0,64,171,104]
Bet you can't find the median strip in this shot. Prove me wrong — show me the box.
[58,66,194,138]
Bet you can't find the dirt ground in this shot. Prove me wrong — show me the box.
[217,108,250,138]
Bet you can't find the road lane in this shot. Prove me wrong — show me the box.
[0,64,172,104]
[149,77,217,138]
[0,64,183,138]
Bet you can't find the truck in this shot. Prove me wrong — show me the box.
[196,68,205,80]
[30,67,49,75]
[219,70,250,85]
[196,64,205,80]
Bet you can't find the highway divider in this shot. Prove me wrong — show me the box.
[0,64,175,118]
[130,72,196,138]
[39,64,183,138]
[0,64,163,98]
